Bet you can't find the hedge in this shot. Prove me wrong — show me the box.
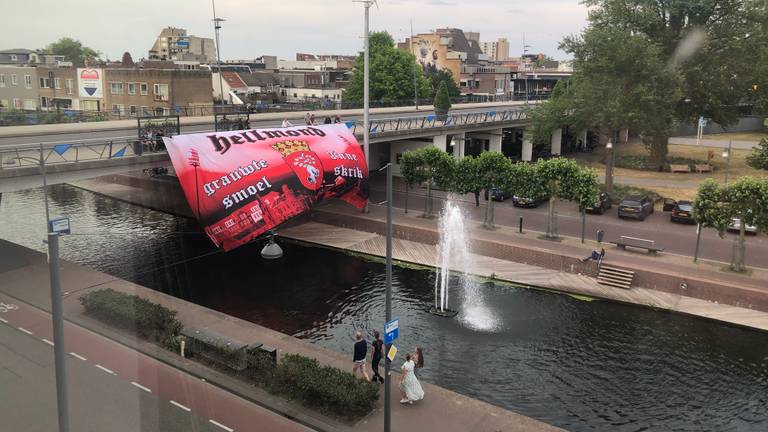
[614,155,708,172]
[79,288,182,349]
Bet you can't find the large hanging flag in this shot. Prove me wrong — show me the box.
[164,124,368,251]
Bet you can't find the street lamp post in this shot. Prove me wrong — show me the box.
[384,162,393,432]
[605,140,614,195]
[722,140,732,186]
[211,0,226,106]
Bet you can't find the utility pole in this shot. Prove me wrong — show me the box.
[212,0,226,106]
[410,19,418,109]
[384,162,393,432]
[522,33,530,104]
[358,0,374,213]
[48,232,70,432]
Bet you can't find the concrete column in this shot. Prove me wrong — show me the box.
[432,134,449,151]
[452,132,466,162]
[522,130,533,162]
[620,127,629,145]
[550,128,562,155]
[579,130,588,150]
[489,128,502,152]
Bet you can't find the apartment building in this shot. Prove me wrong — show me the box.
[0,66,39,110]
[480,38,510,61]
[103,67,212,116]
[36,66,79,110]
[398,28,486,85]
[148,27,216,62]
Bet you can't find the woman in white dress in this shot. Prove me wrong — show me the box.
[399,354,425,404]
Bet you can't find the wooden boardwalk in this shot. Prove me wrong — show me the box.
[281,222,768,332]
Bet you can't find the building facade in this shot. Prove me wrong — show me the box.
[0,66,39,110]
[480,38,509,61]
[36,66,79,110]
[148,27,216,62]
[103,68,212,116]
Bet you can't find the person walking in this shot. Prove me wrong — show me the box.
[304,112,312,125]
[371,331,385,384]
[309,113,317,125]
[352,331,370,381]
[413,346,424,377]
[399,353,424,404]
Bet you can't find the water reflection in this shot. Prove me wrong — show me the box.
[1,185,767,431]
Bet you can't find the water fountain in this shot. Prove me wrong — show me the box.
[429,200,467,317]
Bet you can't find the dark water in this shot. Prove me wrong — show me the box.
[2,185,768,431]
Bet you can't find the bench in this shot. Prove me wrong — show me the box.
[694,164,713,173]
[669,164,691,173]
[612,235,665,255]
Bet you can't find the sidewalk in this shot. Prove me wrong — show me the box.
[0,239,562,432]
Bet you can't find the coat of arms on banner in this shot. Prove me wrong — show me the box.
[271,140,324,191]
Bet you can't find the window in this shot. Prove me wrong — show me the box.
[110,82,124,95]
[0,74,5,88]
[41,97,49,108]
[10,54,17,61]
[111,104,124,114]
[11,74,18,85]
[129,105,137,116]
[39,77,50,88]
[24,75,32,89]
[128,83,136,95]
[13,98,21,108]
[140,106,149,116]
[140,83,148,95]
[153,83,169,101]
[54,78,61,89]
[66,79,73,95]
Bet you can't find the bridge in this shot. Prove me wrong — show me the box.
[0,102,571,194]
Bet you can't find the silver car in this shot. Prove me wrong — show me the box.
[727,218,758,235]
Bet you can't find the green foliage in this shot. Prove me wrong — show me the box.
[475,152,514,228]
[400,146,455,217]
[427,69,460,98]
[526,81,576,146]
[273,354,379,418]
[746,138,768,171]
[345,31,433,104]
[453,156,483,195]
[0,109,29,126]
[433,80,452,111]
[613,155,707,172]
[609,184,663,204]
[44,37,100,66]
[40,112,72,125]
[79,288,182,349]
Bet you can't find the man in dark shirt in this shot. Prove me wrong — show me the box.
[352,330,370,381]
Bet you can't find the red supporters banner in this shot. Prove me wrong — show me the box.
[163,124,369,251]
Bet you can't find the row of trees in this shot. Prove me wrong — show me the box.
[345,32,461,105]
[530,0,768,167]
[399,147,599,237]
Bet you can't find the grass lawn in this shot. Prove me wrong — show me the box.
[682,131,768,141]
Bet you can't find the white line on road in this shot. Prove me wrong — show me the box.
[42,338,54,346]
[95,364,115,375]
[0,317,7,323]
[209,419,234,432]
[131,381,152,393]
[169,400,191,412]
[18,327,33,335]
[69,352,87,361]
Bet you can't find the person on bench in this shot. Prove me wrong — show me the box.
[582,248,606,263]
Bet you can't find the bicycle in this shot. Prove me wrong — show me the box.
[0,302,19,313]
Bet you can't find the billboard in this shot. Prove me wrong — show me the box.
[163,124,369,251]
[77,68,103,98]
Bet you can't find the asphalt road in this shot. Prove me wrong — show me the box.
[0,293,312,432]
[0,105,518,147]
[368,182,768,269]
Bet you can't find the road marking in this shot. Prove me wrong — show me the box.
[69,352,87,361]
[0,317,7,323]
[131,381,152,393]
[42,338,55,346]
[95,364,115,375]
[169,400,191,412]
[18,327,33,335]
[209,419,234,432]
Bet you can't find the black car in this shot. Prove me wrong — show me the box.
[512,195,545,208]
[618,195,655,220]
[585,192,612,215]
[670,200,696,224]
[483,188,512,201]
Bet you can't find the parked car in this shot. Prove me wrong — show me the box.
[727,217,758,235]
[618,195,655,220]
[670,200,696,224]
[662,198,677,212]
[585,192,612,214]
[512,195,545,208]
[483,188,512,201]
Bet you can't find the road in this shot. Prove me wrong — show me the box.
[0,293,312,432]
[368,179,768,269]
[0,105,520,147]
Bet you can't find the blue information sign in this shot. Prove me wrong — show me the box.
[384,318,399,344]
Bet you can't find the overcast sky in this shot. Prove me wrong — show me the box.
[5,0,589,61]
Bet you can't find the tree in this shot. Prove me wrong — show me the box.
[433,80,452,115]
[44,37,100,66]
[561,0,768,168]
[475,152,514,229]
[121,52,135,67]
[399,147,455,218]
[523,158,599,238]
[426,69,460,98]
[345,32,433,105]
[693,177,768,272]
[746,138,768,171]
[453,156,483,207]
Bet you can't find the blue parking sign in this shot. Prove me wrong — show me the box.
[384,318,399,344]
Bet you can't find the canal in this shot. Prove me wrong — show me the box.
[1,184,767,431]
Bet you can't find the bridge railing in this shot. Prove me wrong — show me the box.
[0,107,530,172]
